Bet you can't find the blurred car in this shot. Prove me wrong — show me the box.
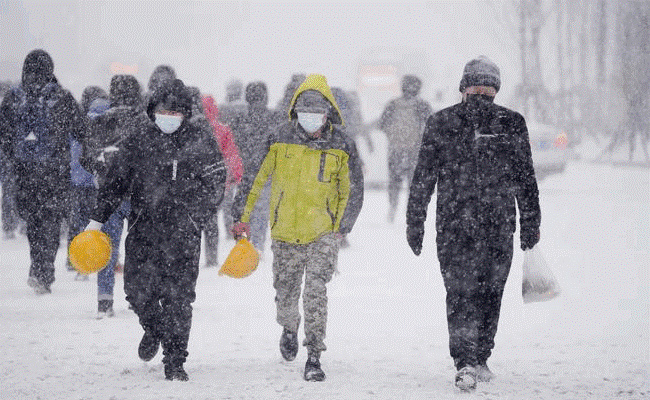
[527,123,569,179]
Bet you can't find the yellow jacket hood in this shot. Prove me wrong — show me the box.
[288,74,344,126]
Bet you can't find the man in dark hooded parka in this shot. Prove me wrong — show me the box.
[0,49,85,294]
[86,78,226,381]
[406,56,541,391]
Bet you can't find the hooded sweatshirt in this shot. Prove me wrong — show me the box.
[233,74,364,244]
[82,74,151,188]
[0,49,84,210]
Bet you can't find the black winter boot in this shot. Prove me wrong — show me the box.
[97,300,114,319]
[303,350,325,382]
[164,362,189,381]
[138,328,160,362]
[280,327,298,361]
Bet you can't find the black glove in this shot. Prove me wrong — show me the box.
[520,226,540,250]
[406,223,424,256]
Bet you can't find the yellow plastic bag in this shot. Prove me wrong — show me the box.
[68,230,112,274]
[219,238,259,278]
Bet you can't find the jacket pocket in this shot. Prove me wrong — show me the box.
[318,152,340,183]
[271,191,284,229]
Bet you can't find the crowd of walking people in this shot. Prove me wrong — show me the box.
[0,49,540,391]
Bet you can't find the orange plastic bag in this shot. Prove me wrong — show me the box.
[219,238,259,278]
[522,247,561,303]
[68,230,112,274]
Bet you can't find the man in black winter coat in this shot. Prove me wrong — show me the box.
[0,49,85,294]
[86,79,226,381]
[406,56,541,391]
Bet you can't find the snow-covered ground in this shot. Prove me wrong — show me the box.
[0,158,648,399]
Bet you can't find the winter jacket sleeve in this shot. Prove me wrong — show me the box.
[378,100,396,132]
[511,113,541,233]
[337,135,364,235]
[185,130,227,228]
[91,135,135,224]
[417,99,434,123]
[233,135,275,224]
[215,124,243,188]
[406,115,440,227]
[0,91,16,158]
[62,91,85,144]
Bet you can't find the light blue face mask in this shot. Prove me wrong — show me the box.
[297,112,326,134]
[155,113,183,134]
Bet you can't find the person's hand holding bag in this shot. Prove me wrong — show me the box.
[520,225,540,250]
[231,221,251,240]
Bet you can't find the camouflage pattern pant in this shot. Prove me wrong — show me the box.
[271,233,339,352]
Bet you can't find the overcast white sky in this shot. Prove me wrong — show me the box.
[8,1,520,114]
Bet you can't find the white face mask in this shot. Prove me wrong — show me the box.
[155,113,183,134]
[297,112,326,134]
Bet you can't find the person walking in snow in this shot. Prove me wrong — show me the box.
[231,74,364,381]
[0,81,22,241]
[379,74,432,223]
[200,93,242,267]
[81,75,149,318]
[86,78,226,380]
[219,78,248,139]
[0,49,85,294]
[66,86,108,279]
[234,81,276,254]
[143,64,176,109]
[406,56,541,391]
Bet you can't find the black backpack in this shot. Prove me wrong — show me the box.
[12,83,60,163]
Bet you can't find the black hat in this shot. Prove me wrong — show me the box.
[22,49,55,89]
[147,78,192,120]
[245,81,268,106]
[110,75,142,108]
[459,56,500,93]
[148,64,176,93]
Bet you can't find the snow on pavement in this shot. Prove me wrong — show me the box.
[0,160,648,399]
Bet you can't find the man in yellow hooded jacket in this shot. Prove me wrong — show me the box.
[232,74,364,381]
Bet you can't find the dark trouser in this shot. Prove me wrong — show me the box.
[124,218,201,366]
[1,171,19,234]
[203,213,219,266]
[67,185,97,249]
[437,232,513,370]
[25,207,62,286]
[387,148,418,220]
[203,185,237,266]
[15,166,68,288]
[97,200,129,300]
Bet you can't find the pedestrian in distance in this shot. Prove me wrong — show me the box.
[67,86,108,281]
[85,78,226,380]
[406,56,541,392]
[0,81,23,241]
[199,93,242,267]
[236,80,276,255]
[81,75,148,318]
[231,74,364,381]
[0,49,85,294]
[379,74,432,223]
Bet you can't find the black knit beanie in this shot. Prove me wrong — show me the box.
[459,56,500,93]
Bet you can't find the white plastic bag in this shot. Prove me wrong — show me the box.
[522,247,561,303]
